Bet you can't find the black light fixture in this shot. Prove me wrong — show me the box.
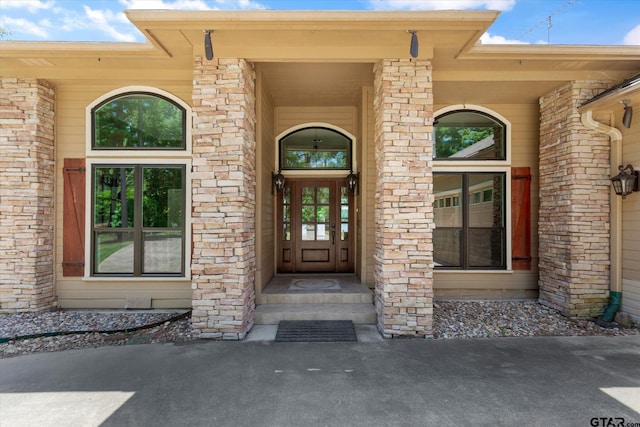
[611,164,639,197]
[204,30,214,60]
[408,30,418,58]
[622,99,633,128]
[346,170,359,194]
[272,170,285,194]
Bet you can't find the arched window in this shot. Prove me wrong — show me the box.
[279,127,352,170]
[86,89,190,277]
[92,92,186,150]
[433,107,510,270]
[434,110,506,160]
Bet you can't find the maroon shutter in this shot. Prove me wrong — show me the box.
[511,167,531,270]
[63,159,86,276]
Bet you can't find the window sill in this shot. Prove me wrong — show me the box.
[434,270,513,274]
[83,276,191,282]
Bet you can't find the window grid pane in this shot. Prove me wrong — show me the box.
[94,231,134,273]
[92,165,185,276]
[283,187,291,241]
[301,186,331,242]
[434,172,505,270]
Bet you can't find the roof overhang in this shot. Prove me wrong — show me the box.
[125,10,498,61]
[578,74,640,114]
[0,10,639,106]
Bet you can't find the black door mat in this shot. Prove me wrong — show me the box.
[275,320,357,342]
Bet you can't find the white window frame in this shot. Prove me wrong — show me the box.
[85,86,192,280]
[433,105,512,271]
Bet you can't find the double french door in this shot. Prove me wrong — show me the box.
[277,179,354,273]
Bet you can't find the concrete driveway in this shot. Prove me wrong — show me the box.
[1,335,639,427]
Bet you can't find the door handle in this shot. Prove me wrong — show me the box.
[332,230,335,245]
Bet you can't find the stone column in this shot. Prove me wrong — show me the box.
[191,58,257,339]
[373,59,434,338]
[0,78,56,312]
[538,80,612,317]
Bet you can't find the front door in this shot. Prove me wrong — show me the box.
[278,179,354,273]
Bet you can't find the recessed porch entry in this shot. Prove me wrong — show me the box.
[277,178,354,273]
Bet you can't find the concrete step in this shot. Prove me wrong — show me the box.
[254,303,377,325]
[261,291,373,304]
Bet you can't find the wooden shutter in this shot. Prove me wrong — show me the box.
[62,159,86,276]
[511,167,531,270]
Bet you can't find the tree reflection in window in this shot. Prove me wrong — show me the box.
[93,93,185,149]
[280,127,351,170]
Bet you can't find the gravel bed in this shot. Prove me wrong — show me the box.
[1,302,637,358]
[433,301,639,339]
[0,310,193,358]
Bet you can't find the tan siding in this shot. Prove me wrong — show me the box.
[54,80,193,309]
[363,87,376,286]
[434,271,538,299]
[257,69,276,298]
[622,279,640,321]
[355,89,364,282]
[275,106,357,136]
[621,120,640,321]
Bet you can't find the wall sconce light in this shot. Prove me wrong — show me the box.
[272,170,285,194]
[204,30,214,60]
[346,170,359,194]
[611,164,639,197]
[622,99,633,128]
[407,30,419,58]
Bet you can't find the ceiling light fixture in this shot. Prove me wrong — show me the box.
[204,30,214,61]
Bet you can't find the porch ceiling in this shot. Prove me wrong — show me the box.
[258,62,374,106]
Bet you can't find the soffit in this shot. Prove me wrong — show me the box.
[128,10,497,61]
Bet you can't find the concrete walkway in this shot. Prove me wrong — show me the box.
[1,335,639,427]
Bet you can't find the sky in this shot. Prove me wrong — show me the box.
[0,0,639,45]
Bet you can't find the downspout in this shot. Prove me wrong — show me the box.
[580,110,623,322]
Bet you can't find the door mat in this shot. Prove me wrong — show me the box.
[288,278,341,291]
[275,320,357,342]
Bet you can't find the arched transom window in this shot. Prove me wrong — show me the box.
[279,127,352,170]
[92,92,186,150]
[434,110,506,160]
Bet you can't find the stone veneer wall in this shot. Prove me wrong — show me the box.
[0,78,56,312]
[191,58,257,339]
[538,80,612,317]
[373,59,434,337]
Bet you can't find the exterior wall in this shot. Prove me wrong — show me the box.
[361,86,376,286]
[538,80,613,317]
[55,81,192,309]
[191,57,257,339]
[373,59,434,338]
[621,118,640,322]
[433,103,540,300]
[255,67,276,302]
[0,78,56,312]
[275,106,357,136]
